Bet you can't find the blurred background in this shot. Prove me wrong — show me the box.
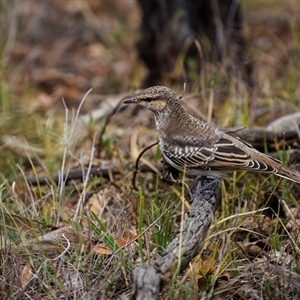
[1,1,300,108]
[0,0,300,174]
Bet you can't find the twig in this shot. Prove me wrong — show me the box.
[24,163,163,186]
[132,141,158,190]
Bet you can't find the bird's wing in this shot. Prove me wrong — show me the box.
[163,134,279,172]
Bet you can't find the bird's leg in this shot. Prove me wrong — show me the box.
[160,158,179,185]
[190,175,222,203]
[160,158,192,197]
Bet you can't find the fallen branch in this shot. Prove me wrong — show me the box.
[225,127,299,152]
[125,176,222,300]
[25,163,163,186]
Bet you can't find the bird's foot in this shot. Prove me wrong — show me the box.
[161,168,192,198]
[161,171,191,194]
[190,176,222,203]
[160,158,179,185]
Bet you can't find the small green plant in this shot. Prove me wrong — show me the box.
[101,132,119,159]
[149,188,178,251]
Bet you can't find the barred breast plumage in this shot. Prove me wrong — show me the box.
[124,86,300,183]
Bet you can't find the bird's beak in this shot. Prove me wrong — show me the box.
[123,97,138,104]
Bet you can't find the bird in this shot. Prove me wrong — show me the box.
[123,86,300,184]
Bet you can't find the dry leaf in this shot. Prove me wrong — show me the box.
[92,235,136,255]
[20,262,33,287]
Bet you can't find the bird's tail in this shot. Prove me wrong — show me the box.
[276,165,300,184]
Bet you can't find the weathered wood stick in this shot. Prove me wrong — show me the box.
[129,176,221,300]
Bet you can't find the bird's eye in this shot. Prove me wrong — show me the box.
[145,97,152,102]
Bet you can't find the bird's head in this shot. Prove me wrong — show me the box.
[123,86,182,114]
